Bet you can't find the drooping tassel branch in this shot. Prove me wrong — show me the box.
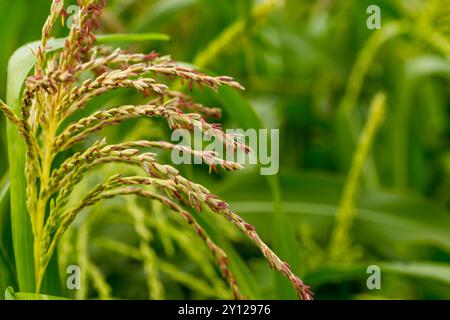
[0,0,312,300]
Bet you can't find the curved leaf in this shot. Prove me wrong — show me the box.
[5,287,68,300]
[96,33,170,44]
[305,261,450,288]
[0,174,15,298]
[220,171,450,252]
[7,41,36,293]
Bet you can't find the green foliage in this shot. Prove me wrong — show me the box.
[5,287,68,300]
[0,0,449,300]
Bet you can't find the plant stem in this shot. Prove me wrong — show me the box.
[35,110,58,292]
[193,0,283,69]
[329,93,387,263]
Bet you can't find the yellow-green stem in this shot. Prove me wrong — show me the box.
[329,93,387,263]
[34,118,57,293]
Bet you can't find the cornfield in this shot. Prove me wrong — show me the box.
[0,0,449,301]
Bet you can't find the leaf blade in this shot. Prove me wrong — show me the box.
[5,287,68,300]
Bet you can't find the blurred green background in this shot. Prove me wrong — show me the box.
[0,0,449,300]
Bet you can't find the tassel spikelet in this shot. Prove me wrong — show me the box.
[0,0,312,300]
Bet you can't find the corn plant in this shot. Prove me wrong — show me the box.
[0,0,312,300]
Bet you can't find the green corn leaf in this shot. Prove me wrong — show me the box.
[391,55,450,189]
[5,287,68,300]
[0,174,16,298]
[132,0,200,32]
[7,43,36,293]
[305,262,450,288]
[0,252,14,300]
[379,261,450,286]
[96,33,170,44]
[0,174,11,252]
[221,171,450,253]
